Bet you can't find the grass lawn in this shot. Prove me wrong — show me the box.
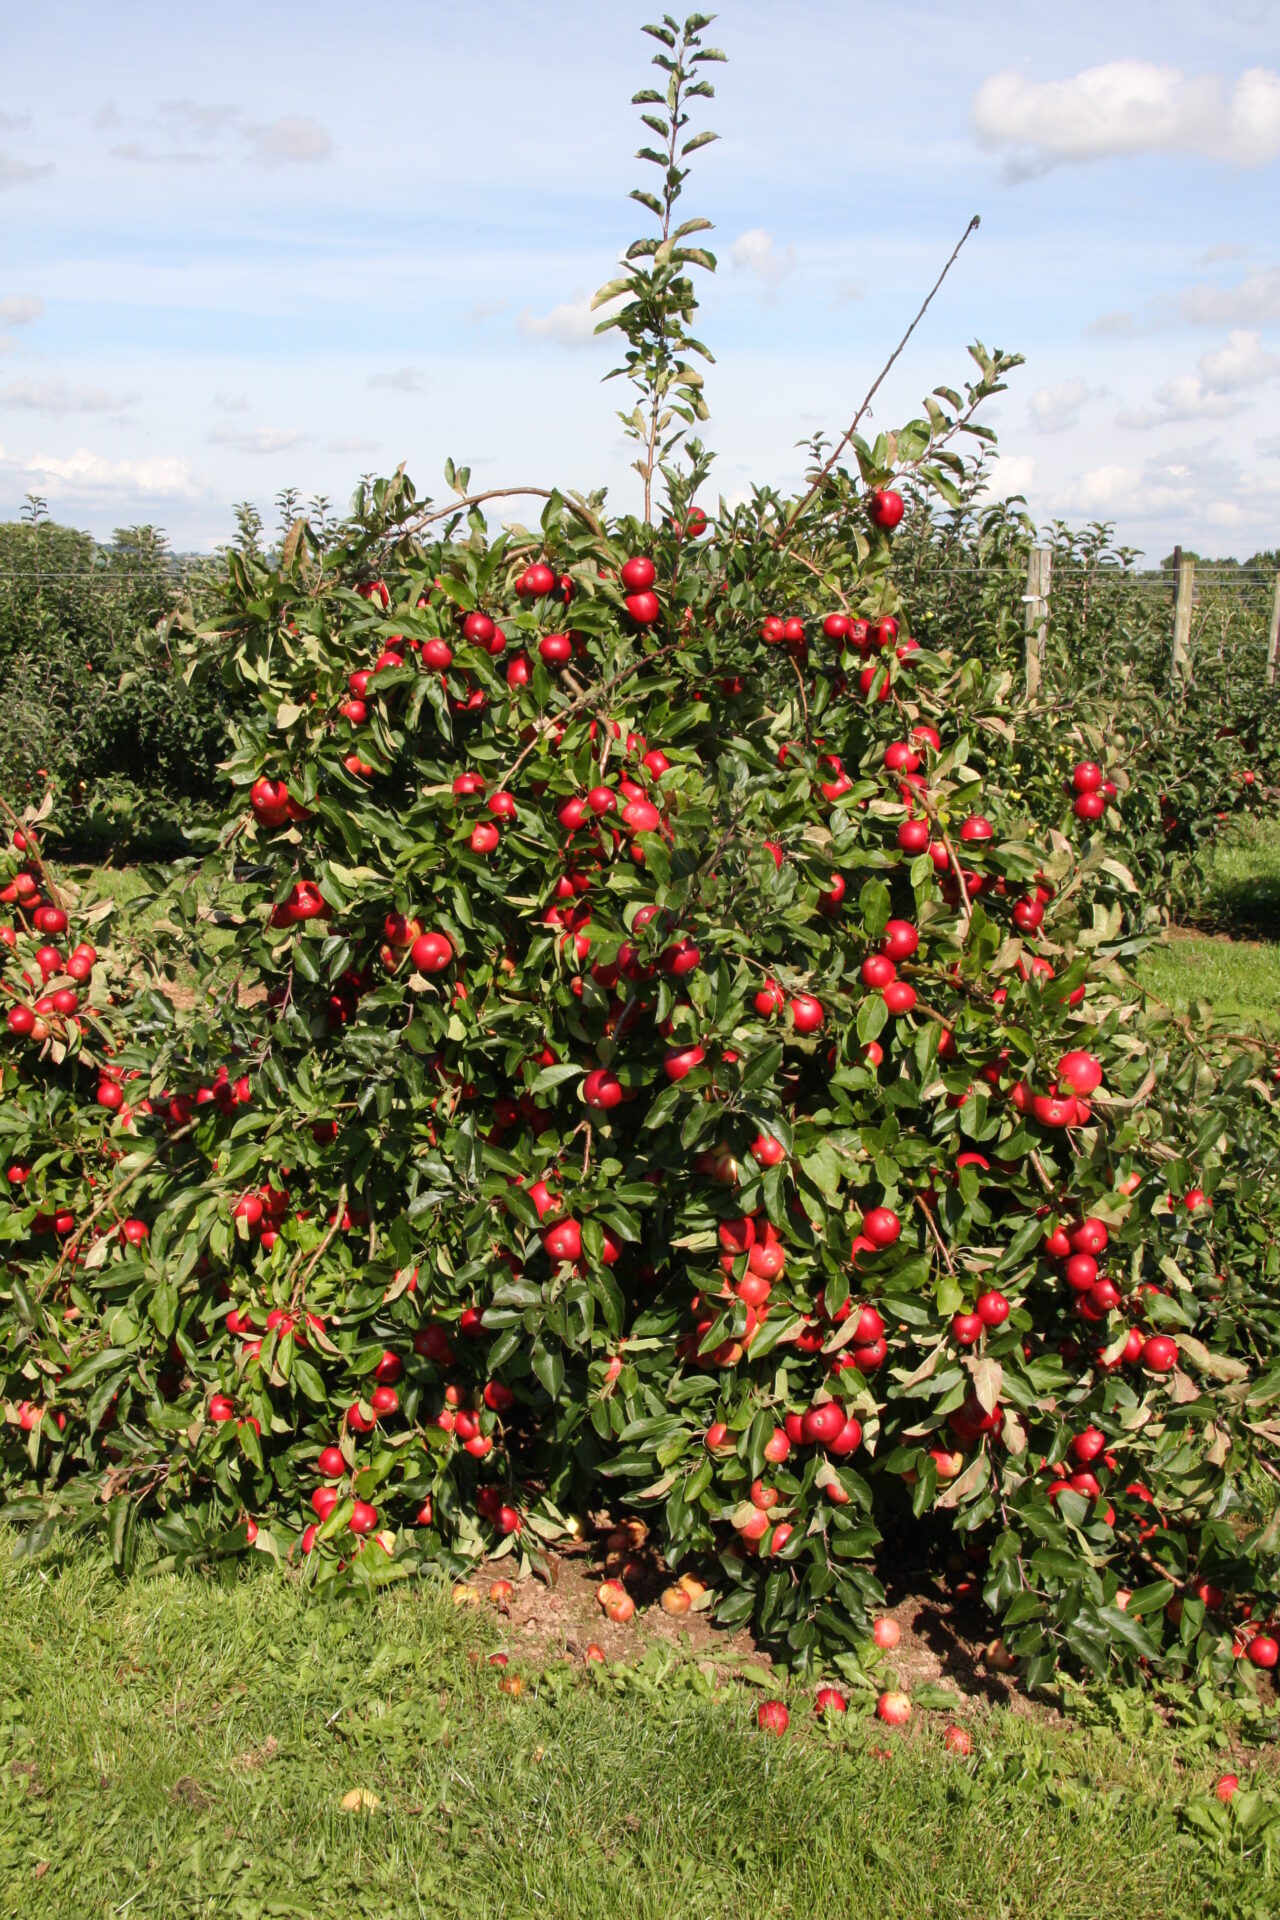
[48,856,249,999]
[0,1543,1272,1920]
[1190,816,1280,940]
[1139,934,1280,1037]
[1137,818,1280,1036]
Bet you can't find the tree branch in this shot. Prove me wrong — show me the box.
[399,487,604,541]
[774,214,981,551]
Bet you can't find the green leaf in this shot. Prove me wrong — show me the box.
[741,1043,784,1093]
[592,279,634,311]
[531,1341,565,1402]
[291,1357,327,1402]
[642,1082,684,1130]
[60,1348,132,1393]
[1124,1579,1175,1618]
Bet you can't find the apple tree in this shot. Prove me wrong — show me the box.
[2,12,1278,1692]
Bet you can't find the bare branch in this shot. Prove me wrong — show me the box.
[775,215,981,550]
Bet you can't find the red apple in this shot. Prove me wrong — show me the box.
[876,1690,911,1726]
[620,555,656,592]
[542,1219,582,1263]
[410,931,453,974]
[583,1068,624,1111]
[789,994,823,1035]
[868,489,904,530]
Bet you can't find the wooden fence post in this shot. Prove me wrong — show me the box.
[1170,552,1194,688]
[1024,545,1051,699]
[1267,571,1280,689]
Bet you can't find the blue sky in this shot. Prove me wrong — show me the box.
[2,0,1279,557]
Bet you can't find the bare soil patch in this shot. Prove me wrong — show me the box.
[477,1529,1055,1723]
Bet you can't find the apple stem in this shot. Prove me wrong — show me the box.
[787,652,811,745]
[287,1181,348,1310]
[914,1193,956,1277]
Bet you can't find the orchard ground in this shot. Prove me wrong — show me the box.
[7,816,1278,1919]
[2,1536,1277,1920]
[1139,817,1280,1036]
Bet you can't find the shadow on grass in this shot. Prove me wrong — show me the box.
[1180,818,1280,940]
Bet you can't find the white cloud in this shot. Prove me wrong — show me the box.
[0,300,40,353]
[1259,434,1280,458]
[157,100,240,142]
[102,102,331,170]
[1071,446,1251,524]
[0,153,54,189]
[213,390,249,413]
[972,61,1280,180]
[244,115,332,167]
[1074,457,1205,516]
[1027,378,1096,434]
[1,443,205,502]
[208,424,307,453]
[0,378,138,414]
[518,290,615,349]
[1085,309,1140,339]
[1087,263,1280,337]
[1198,330,1280,391]
[465,299,508,324]
[977,453,1036,500]
[0,295,42,327]
[0,112,31,132]
[1195,243,1249,267]
[834,277,865,305]
[1074,463,1139,512]
[1178,264,1280,327]
[326,436,380,454]
[1119,329,1280,428]
[1118,380,1233,429]
[730,227,796,292]
[368,366,427,392]
[111,142,213,168]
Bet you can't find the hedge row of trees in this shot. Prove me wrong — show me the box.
[0,495,330,857]
[4,480,1275,885]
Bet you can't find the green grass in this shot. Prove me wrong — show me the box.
[0,1543,1273,1920]
[1191,817,1280,940]
[1139,934,1280,1037]
[1136,818,1280,1036]
[48,857,248,993]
